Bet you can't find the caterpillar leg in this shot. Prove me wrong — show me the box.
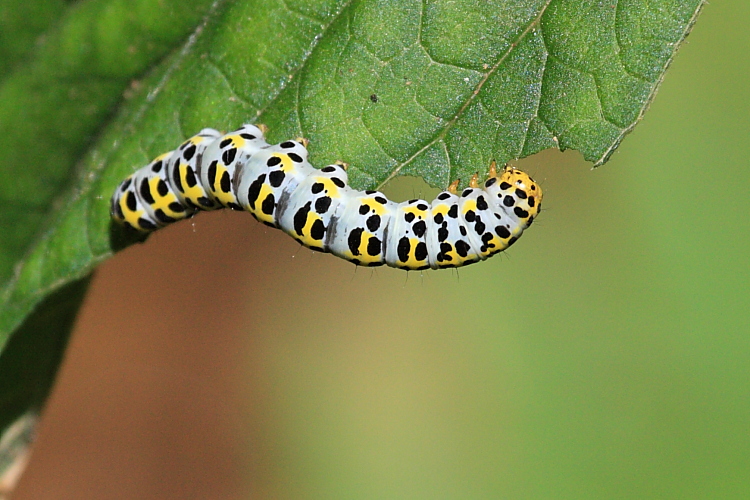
[489,160,498,178]
[468,173,480,188]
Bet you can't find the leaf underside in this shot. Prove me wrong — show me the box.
[0,0,704,464]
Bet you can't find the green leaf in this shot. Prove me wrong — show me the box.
[0,0,68,78]
[0,0,704,481]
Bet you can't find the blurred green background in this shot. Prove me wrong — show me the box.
[14,1,750,499]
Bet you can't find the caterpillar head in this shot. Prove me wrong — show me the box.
[486,165,543,228]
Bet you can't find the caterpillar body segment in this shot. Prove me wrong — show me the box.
[200,124,270,210]
[326,189,397,267]
[111,125,543,270]
[236,140,314,227]
[170,128,223,211]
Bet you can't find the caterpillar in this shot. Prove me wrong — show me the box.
[111,124,542,270]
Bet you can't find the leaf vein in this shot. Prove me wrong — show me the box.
[376,0,555,190]
[279,0,327,26]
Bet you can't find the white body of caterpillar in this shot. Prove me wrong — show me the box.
[111,124,542,270]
